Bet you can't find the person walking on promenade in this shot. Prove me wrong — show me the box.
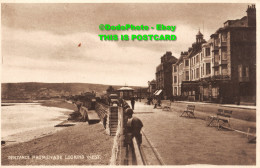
[125,108,143,146]
[130,96,135,110]
[153,98,158,109]
[103,114,107,129]
[158,97,161,107]
[150,97,154,105]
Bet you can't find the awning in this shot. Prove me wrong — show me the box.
[155,90,162,96]
[154,90,159,95]
[117,86,134,91]
[181,81,199,91]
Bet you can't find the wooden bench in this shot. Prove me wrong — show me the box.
[207,109,232,130]
[162,101,172,111]
[155,105,162,109]
[180,105,195,118]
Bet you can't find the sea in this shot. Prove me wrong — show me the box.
[1,103,73,143]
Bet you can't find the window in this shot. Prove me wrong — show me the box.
[222,52,227,60]
[174,66,177,72]
[246,66,249,78]
[242,66,246,77]
[206,63,211,75]
[203,88,209,97]
[212,87,219,98]
[185,60,189,66]
[203,63,205,75]
[206,48,210,56]
[237,64,249,79]
[215,55,220,63]
[201,67,203,76]
[222,65,228,75]
[174,76,177,83]
[201,53,203,61]
[196,68,200,78]
[185,71,189,80]
[179,63,183,70]
[222,33,227,42]
[174,87,177,96]
[215,67,219,75]
[196,55,199,63]
[215,38,220,46]
[242,65,249,78]
[238,65,242,78]
[191,70,193,79]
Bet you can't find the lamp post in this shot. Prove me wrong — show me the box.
[139,88,142,102]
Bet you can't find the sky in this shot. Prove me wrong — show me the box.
[1,3,250,86]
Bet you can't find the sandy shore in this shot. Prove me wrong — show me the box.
[1,100,114,165]
[1,100,74,146]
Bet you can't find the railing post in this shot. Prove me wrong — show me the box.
[109,106,118,136]
[119,106,126,165]
[133,137,143,165]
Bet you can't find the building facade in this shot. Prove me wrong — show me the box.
[172,5,256,104]
[155,51,178,99]
[148,80,157,97]
[173,31,206,101]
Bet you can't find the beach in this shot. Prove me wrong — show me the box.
[1,100,114,165]
[2,102,73,144]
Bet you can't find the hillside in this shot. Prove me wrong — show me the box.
[1,83,146,100]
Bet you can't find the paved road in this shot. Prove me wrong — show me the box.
[130,101,256,165]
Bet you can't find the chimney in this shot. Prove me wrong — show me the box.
[247,4,256,27]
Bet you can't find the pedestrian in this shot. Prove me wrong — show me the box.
[153,98,158,109]
[130,96,135,110]
[147,97,150,105]
[119,97,124,107]
[125,108,143,146]
[103,114,107,129]
[158,97,161,107]
[75,100,82,112]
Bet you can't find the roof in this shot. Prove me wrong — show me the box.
[169,56,178,64]
[211,15,251,38]
[187,44,202,58]
[176,55,184,65]
[150,80,156,84]
[117,86,134,91]
[223,16,247,26]
[197,30,203,36]
[202,38,213,47]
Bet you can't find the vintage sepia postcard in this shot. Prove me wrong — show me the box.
[1,0,258,167]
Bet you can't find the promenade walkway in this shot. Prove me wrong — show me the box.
[131,101,256,165]
[175,101,256,110]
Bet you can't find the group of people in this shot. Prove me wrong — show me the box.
[124,102,143,146]
[103,96,143,146]
[146,97,161,109]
